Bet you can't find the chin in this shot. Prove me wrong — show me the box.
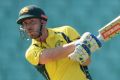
[29,34,40,39]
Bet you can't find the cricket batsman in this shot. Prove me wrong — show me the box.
[16,5,102,80]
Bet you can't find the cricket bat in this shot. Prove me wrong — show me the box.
[97,16,120,42]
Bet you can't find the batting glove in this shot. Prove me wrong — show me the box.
[68,43,91,65]
[79,32,102,53]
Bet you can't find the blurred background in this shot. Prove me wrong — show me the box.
[0,0,120,80]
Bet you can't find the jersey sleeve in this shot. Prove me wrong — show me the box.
[65,26,80,41]
[25,44,43,65]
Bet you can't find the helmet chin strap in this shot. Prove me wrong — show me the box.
[38,24,43,37]
[38,19,47,38]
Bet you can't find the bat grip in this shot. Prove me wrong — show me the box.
[97,34,101,40]
[97,34,104,44]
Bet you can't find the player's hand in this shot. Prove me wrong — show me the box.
[68,43,91,65]
[79,32,102,53]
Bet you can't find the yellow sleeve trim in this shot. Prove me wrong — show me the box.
[25,45,43,65]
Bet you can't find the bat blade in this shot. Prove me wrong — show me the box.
[98,16,120,41]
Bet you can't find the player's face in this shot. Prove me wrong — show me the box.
[21,18,41,39]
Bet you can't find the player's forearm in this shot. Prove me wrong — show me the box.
[39,42,76,64]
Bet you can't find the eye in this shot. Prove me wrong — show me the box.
[30,21,37,25]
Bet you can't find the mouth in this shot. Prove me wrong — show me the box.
[28,32,35,36]
[27,31,40,39]
[27,30,34,34]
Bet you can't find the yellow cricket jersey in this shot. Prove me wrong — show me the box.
[25,26,88,80]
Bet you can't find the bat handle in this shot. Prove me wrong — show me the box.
[97,34,104,43]
[97,34,101,40]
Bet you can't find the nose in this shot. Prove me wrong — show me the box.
[26,26,33,32]
[23,24,33,30]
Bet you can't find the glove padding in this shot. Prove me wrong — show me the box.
[68,32,102,64]
[79,32,102,53]
[68,43,91,65]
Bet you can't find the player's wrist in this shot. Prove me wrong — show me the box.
[74,39,81,46]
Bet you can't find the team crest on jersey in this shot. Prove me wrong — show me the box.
[55,40,64,47]
[20,7,29,14]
